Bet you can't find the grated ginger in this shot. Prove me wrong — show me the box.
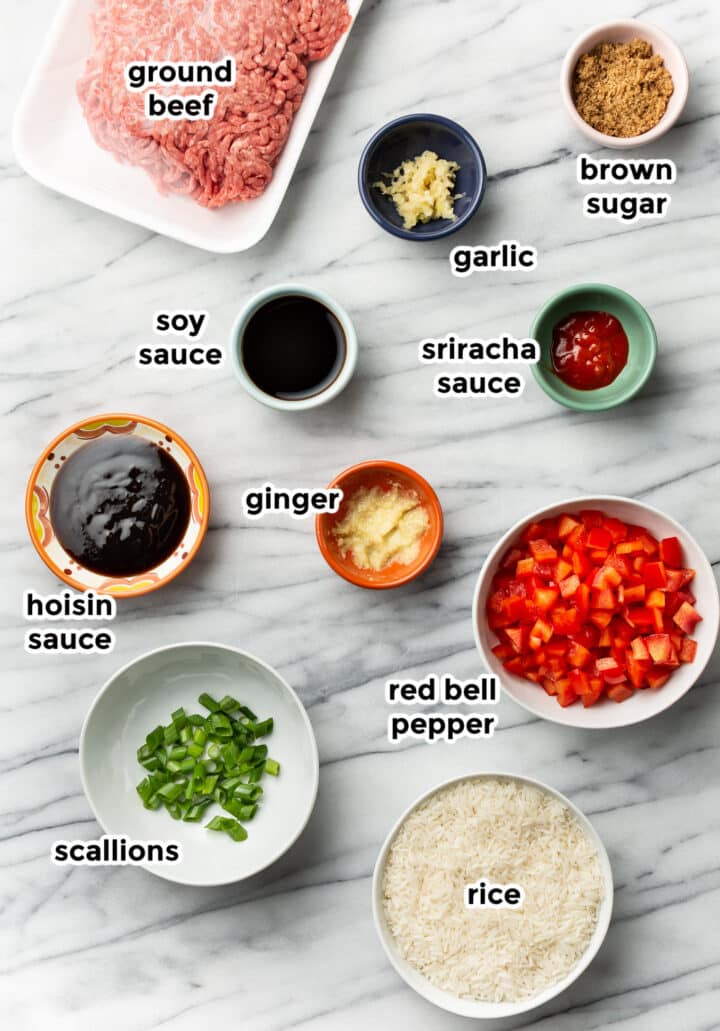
[332,484,429,571]
[374,150,462,229]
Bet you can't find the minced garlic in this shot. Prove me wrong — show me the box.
[333,484,430,571]
[374,150,461,229]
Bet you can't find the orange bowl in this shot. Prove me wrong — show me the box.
[316,460,443,589]
[25,413,210,598]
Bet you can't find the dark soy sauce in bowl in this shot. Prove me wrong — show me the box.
[50,436,191,576]
[241,295,346,401]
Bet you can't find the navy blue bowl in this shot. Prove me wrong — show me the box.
[358,114,487,241]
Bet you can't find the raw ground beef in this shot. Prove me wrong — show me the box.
[77,0,351,208]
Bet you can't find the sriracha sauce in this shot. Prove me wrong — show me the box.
[551,310,629,390]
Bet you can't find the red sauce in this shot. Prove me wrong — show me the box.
[551,310,629,390]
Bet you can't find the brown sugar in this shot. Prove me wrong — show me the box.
[572,39,674,137]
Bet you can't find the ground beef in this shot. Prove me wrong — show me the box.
[77,0,351,208]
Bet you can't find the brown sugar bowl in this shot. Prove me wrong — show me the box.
[561,20,689,148]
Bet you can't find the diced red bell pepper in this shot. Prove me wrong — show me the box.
[580,510,604,528]
[622,584,646,604]
[590,610,613,629]
[626,654,650,688]
[646,671,670,690]
[554,558,573,581]
[516,557,535,578]
[659,536,683,567]
[506,627,526,654]
[592,565,622,589]
[673,601,702,635]
[608,685,634,703]
[616,539,643,555]
[643,561,667,590]
[558,514,580,538]
[529,618,554,649]
[556,682,578,707]
[626,606,655,628]
[534,586,560,612]
[529,539,558,563]
[592,588,617,611]
[603,517,629,543]
[587,527,612,550]
[492,643,515,661]
[631,637,650,662]
[680,638,698,663]
[551,607,581,635]
[596,655,623,680]
[567,641,592,669]
[559,574,580,599]
[487,509,701,709]
[646,634,672,664]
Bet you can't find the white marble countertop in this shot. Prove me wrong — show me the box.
[2,0,720,1028]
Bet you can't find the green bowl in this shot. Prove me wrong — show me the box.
[530,284,657,411]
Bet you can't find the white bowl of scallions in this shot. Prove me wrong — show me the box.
[80,642,319,886]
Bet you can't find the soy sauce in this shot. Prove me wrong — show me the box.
[242,295,346,400]
[50,436,191,577]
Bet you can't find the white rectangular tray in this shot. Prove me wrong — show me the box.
[14,0,363,253]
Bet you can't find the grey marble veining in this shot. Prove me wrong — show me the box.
[2,0,720,1028]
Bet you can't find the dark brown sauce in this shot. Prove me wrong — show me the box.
[50,436,191,577]
[242,295,346,400]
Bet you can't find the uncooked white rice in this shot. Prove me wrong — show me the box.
[382,776,604,1003]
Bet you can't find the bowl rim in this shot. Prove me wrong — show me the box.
[315,459,444,589]
[24,412,211,598]
[560,19,690,149]
[530,283,658,411]
[78,640,320,887]
[229,282,359,412]
[372,770,614,1019]
[357,112,487,241]
[472,494,720,729]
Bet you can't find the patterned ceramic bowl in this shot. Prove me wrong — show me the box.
[25,414,210,598]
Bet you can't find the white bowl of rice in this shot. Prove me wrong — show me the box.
[372,773,613,1018]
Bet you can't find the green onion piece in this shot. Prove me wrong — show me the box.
[253,718,274,738]
[166,802,183,820]
[265,758,280,777]
[201,775,219,795]
[184,800,213,822]
[186,742,204,759]
[238,704,257,721]
[145,726,165,752]
[193,727,207,747]
[218,694,241,713]
[199,692,220,712]
[247,767,264,783]
[171,707,188,729]
[208,713,233,738]
[163,723,179,745]
[205,816,248,842]
[179,726,193,744]
[234,783,263,800]
[168,745,187,761]
[156,782,186,803]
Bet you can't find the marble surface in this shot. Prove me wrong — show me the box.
[2,0,720,1028]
